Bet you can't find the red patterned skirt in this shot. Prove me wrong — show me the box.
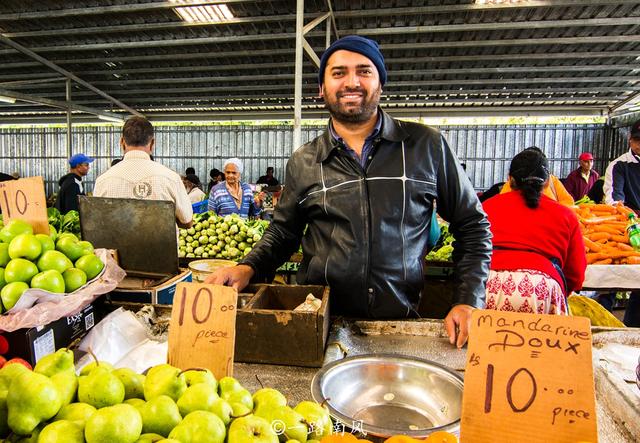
[485,269,567,315]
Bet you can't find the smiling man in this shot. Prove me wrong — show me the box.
[207,35,492,347]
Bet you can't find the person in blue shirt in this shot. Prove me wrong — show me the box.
[208,158,264,218]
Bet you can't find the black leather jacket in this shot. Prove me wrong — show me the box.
[242,110,492,318]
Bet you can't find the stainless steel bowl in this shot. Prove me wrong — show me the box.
[311,354,463,438]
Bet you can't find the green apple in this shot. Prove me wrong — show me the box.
[136,433,166,443]
[54,402,97,427]
[8,233,42,261]
[266,406,308,443]
[253,388,287,418]
[0,267,5,289]
[57,232,79,242]
[168,411,226,443]
[37,250,74,274]
[56,236,84,262]
[36,233,56,254]
[63,268,87,293]
[78,241,95,256]
[39,419,84,443]
[176,383,219,417]
[113,367,146,400]
[84,403,143,443]
[4,258,39,283]
[1,281,29,311]
[0,243,10,267]
[75,254,104,280]
[49,224,58,241]
[293,401,333,440]
[30,270,66,294]
[139,395,182,437]
[0,219,33,244]
[228,415,279,443]
[79,361,114,376]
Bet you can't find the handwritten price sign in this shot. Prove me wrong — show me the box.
[0,176,48,234]
[168,282,238,379]
[460,310,597,443]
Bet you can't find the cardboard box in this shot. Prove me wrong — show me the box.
[2,299,103,366]
[109,269,192,304]
[234,284,330,367]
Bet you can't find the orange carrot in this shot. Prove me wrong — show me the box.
[593,258,613,265]
[617,243,634,251]
[594,226,626,235]
[582,215,620,224]
[587,232,611,242]
[611,234,630,243]
[583,237,603,252]
[624,256,640,264]
[586,253,607,264]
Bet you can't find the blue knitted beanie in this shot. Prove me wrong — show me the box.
[318,35,387,86]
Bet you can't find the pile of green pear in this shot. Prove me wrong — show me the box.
[0,219,105,313]
[0,348,333,443]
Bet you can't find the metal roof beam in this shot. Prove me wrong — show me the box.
[0,76,66,87]
[3,32,639,55]
[0,35,142,117]
[610,90,640,112]
[0,88,125,121]
[5,50,640,71]
[0,0,257,21]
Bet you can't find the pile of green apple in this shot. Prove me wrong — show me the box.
[0,219,105,313]
[0,348,333,443]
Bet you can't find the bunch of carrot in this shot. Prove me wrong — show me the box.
[572,202,640,265]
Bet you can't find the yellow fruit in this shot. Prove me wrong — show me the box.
[568,295,625,327]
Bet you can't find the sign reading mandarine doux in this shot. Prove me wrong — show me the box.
[168,282,238,380]
[0,176,48,234]
[460,309,597,443]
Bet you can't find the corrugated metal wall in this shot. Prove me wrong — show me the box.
[0,123,629,197]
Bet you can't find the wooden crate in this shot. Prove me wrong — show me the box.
[234,284,330,367]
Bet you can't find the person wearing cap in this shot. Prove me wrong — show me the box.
[206,35,491,348]
[55,153,94,214]
[564,152,600,201]
[208,158,264,218]
[93,116,193,228]
[183,174,206,204]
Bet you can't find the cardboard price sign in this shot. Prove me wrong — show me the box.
[460,310,597,443]
[168,282,238,379]
[0,176,48,234]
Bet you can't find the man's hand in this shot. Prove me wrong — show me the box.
[204,264,254,291]
[444,304,475,349]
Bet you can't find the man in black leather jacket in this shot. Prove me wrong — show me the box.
[207,35,492,347]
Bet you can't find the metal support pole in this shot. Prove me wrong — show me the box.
[66,79,72,158]
[293,0,304,151]
[326,16,331,47]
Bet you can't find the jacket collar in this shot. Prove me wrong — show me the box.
[316,108,409,162]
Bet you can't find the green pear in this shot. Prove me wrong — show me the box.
[80,361,114,376]
[182,368,217,389]
[0,391,8,438]
[34,348,75,377]
[54,402,97,427]
[139,395,182,437]
[84,403,142,443]
[7,371,62,435]
[293,401,332,440]
[267,406,308,443]
[209,398,233,425]
[135,433,165,443]
[38,420,84,443]
[144,365,187,402]
[50,371,78,407]
[177,383,219,417]
[253,388,287,418]
[78,366,125,408]
[218,376,253,415]
[157,440,181,443]
[0,364,30,438]
[114,368,146,400]
[228,415,279,443]
[168,411,226,443]
[125,398,146,408]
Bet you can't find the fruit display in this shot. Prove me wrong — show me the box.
[568,294,625,327]
[0,349,335,443]
[0,219,104,313]
[573,202,640,264]
[178,212,269,260]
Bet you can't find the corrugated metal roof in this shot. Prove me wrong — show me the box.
[1,0,640,122]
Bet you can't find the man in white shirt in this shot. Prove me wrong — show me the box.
[94,116,193,228]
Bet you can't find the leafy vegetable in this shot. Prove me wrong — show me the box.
[426,223,455,262]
